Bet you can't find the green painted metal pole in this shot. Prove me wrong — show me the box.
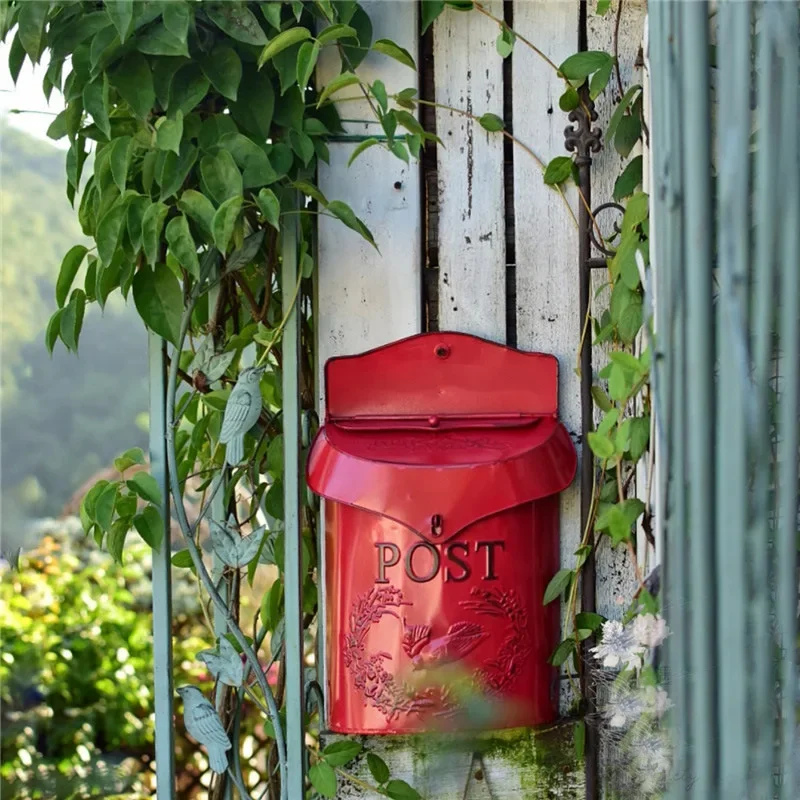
[714,2,751,794]
[750,7,783,796]
[678,4,717,797]
[148,332,176,799]
[775,5,799,796]
[282,197,305,799]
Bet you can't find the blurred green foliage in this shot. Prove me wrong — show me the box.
[0,521,211,798]
[0,126,148,539]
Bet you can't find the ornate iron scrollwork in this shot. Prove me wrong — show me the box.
[589,201,626,256]
[564,101,603,164]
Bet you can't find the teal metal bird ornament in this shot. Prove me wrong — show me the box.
[220,367,265,466]
[177,685,231,774]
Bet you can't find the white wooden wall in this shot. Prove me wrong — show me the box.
[316,2,642,796]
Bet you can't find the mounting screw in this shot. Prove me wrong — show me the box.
[434,344,450,359]
[393,181,402,190]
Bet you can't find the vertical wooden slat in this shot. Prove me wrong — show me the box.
[750,5,782,794]
[714,2,751,794]
[586,0,647,623]
[775,5,799,796]
[679,4,716,797]
[511,0,580,716]
[148,332,176,799]
[433,0,506,340]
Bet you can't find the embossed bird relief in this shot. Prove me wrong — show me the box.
[402,619,489,671]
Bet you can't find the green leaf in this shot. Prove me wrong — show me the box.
[260,2,283,30]
[156,110,184,154]
[201,150,243,205]
[179,190,216,238]
[256,188,281,230]
[95,482,118,532]
[227,230,264,273]
[576,612,605,631]
[496,27,514,59]
[317,71,360,107]
[574,720,586,759]
[322,740,362,767]
[422,0,445,33]
[114,447,146,472]
[45,309,64,355]
[367,752,390,784]
[347,137,381,166]
[308,762,337,798]
[17,0,48,63]
[168,64,210,118]
[83,75,111,140]
[597,408,620,437]
[133,505,164,552]
[617,300,643,345]
[628,415,650,461]
[327,200,377,249]
[172,549,194,568]
[207,3,268,45]
[163,1,190,43]
[614,113,642,158]
[317,23,358,45]
[166,214,200,277]
[587,431,616,459]
[97,199,129,266]
[558,50,612,81]
[596,0,612,16]
[260,578,283,631]
[60,289,86,352]
[133,263,183,345]
[291,180,328,206]
[559,85,580,112]
[258,27,311,68]
[109,135,134,193]
[591,384,613,412]
[622,191,649,232]
[296,40,320,95]
[478,112,504,132]
[549,637,575,667]
[613,155,643,201]
[202,45,242,101]
[229,67,275,138]
[589,58,613,100]
[212,196,243,254]
[387,781,422,800]
[373,38,417,70]
[606,85,642,144]
[137,23,189,58]
[109,53,155,119]
[159,142,198,201]
[126,471,162,505]
[544,156,574,186]
[141,202,169,265]
[106,0,134,43]
[543,568,573,605]
[56,245,88,308]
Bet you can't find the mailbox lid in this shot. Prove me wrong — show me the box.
[307,417,576,545]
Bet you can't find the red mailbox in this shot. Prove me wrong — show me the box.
[307,332,576,734]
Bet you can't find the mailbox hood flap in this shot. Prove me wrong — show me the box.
[306,418,577,545]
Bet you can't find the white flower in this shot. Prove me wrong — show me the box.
[642,685,672,717]
[603,684,645,728]
[632,614,669,649]
[591,620,644,670]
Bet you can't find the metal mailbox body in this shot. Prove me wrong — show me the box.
[307,332,576,734]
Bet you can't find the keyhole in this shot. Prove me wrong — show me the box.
[431,514,443,537]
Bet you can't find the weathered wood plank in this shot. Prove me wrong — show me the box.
[587,0,647,623]
[433,1,506,340]
[511,0,582,719]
